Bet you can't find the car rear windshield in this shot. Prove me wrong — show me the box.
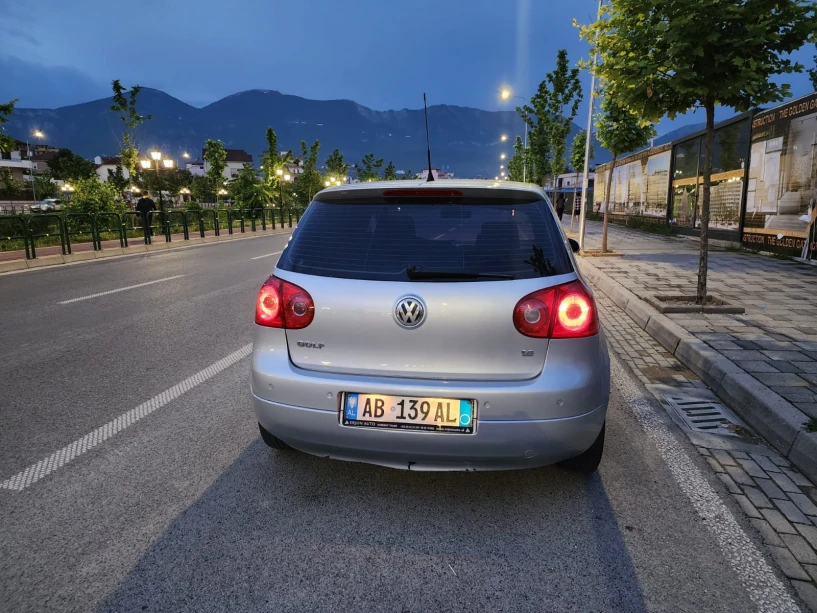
[277,199,573,281]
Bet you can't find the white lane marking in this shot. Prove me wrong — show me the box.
[58,275,185,304]
[612,355,800,613]
[0,343,253,491]
[250,250,283,260]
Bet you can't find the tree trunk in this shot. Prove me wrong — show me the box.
[570,171,579,233]
[602,153,617,253]
[697,99,715,305]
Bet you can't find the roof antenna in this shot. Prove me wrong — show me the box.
[423,93,435,182]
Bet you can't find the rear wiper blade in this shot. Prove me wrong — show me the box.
[406,266,514,280]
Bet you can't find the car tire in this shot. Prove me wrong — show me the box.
[258,422,292,450]
[560,423,604,473]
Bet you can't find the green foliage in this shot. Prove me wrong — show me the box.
[355,153,383,182]
[230,164,271,208]
[520,49,583,185]
[402,169,414,180]
[203,139,227,196]
[295,139,322,206]
[383,161,397,180]
[184,201,202,210]
[110,80,152,176]
[0,98,18,153]
[806,417,817,433]
[47,149,96,181]
[324,148,349,179]
[0,168,24,199]
[65,177,127,215]
[261,127,280,185]
[107,166,130,194]
[569,130,593,177]
[578,0,817,298]
[33,172,59,199]
[595,97,655,159]
[507,136,526,182]
[190,175,212,203]
[808,49,817,90]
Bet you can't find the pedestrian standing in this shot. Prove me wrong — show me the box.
[555,193,566,221]
[135,191,156,236]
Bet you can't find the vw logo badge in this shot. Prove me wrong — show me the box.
[394,296,426,329]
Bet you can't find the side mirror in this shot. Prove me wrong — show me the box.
[568,238,580,253]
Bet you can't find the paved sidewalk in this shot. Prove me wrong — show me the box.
[594,286,817,609]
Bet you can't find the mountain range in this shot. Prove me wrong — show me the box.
[4,88,612,178]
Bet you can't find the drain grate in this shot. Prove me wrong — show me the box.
[662,394,741,436]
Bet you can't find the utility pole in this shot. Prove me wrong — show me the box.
[578,0,603,250]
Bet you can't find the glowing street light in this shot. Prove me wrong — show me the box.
[500,165,504,169]
[162,158,174,169]
[33,130,45,139]
[500,153,506,160]
[498,87,529,182]
[140,149,175,209]
[140,159,152,170]
[60,183,75,202]
[150,149,162,161]
[500,134,508,141]
[182,152,190,159]
[500,88,512,100]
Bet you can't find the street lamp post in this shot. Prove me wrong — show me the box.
[179,186,191,205]
[500,89,529,183]
[140,149,175,210]
[60,182,75,203]
[217,187,228,206]
[28,130,45,203]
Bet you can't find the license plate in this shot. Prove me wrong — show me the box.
[341,393,475,434]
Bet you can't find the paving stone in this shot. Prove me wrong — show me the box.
[733,494,762,519]
[718,473,741,494]
[750,453,782,473]
[756,477,788,500]
[696,446,712,457]
[783,468,815,488]
[793,361,817,373]
[742,485,774,509]
[754,372,810,386]
[795,403,817,419]
[781,533,817,564]
[772,386,817,403]
[735,360,780,373]
[706,457,725,473]
[711,448,737,466]
[720,349,767,361]
[805,563,817,583]
[798,524,817,550]
[731,450,750,459]
[774,499,812,524]
[762,350,811,361]
[773,362,808,374]
[724,466,755,486]
[750,518,786,547]
[761,508,798,534]
[790,493,817,517]
[769,471,803,494]
[791,580,817,611]
[735,458,766,478]
[768,546,810,580]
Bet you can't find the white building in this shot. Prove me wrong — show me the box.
[94,156,131,182]
[202,148,254,180]
[416,168,454,180]
[186,161,205,176]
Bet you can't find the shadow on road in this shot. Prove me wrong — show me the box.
[98,441,647,613]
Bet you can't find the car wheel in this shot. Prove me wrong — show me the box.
[560,423,604,473]
[258,422,292,450]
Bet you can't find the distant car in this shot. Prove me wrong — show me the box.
[29,199,63,213]
[251,180,611,472]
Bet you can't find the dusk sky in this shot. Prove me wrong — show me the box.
[1,0,815,136]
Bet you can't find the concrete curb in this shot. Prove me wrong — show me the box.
[578,256,817,484]
[0,228,293,274]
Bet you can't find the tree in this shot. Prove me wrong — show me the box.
[47,149,96,181]
[295,139,322,206]
[110,80,152,178]
[595,96,656,253]
[230,164,271,208]
[107,166,130,195]
[33,171,58,199]
[260,127,279,185]
[580,0,817,303]
[190,175,212,203]
[507,136,526,181]
[568,130,594,232]
[65,177,127,216]
[808,47,817,90]
[519,49,583,185]
[0,99,18,154]
[203,139,227,200]
[402,169,414,180]
[324,148,349,179]
[355,153,383,182]
[383,161,398,180]
[0,168,23,201]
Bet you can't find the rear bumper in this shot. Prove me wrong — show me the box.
[253,393,607,470]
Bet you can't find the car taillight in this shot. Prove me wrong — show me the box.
[255,276,315,329]
[513,280,598,339]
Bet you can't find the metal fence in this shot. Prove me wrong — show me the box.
[0,207,302,260]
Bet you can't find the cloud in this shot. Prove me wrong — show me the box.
[0,55,108,108]
[2,26,38,46]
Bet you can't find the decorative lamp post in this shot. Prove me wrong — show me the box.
[499,88,529,182]
[217,187,228,206]
[60,183,75,203]
[140,149,175,210]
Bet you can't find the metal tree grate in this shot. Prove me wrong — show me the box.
[662,394,741,436]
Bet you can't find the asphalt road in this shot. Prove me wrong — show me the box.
[0,234,801,612]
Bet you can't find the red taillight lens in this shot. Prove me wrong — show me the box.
[513,280,598,339]
[255,276,314,329]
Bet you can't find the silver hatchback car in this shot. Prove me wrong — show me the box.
[251,180,610,472]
